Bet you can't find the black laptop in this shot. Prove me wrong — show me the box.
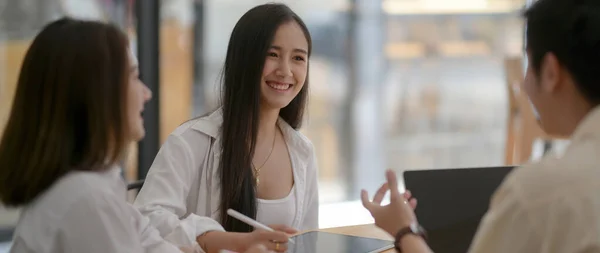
[403,166,516,253]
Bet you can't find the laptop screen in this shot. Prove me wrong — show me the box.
[403,166,515,253]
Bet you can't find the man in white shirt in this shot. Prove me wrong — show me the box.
[362,0,600,252]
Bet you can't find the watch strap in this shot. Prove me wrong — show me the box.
[394,224,427,252]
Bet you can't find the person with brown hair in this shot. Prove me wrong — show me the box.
[0,17,273,253]
[0,17,178,253]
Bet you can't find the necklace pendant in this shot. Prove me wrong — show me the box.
[255,177,260,186]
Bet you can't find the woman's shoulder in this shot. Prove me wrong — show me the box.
[13,177,124,253]
[171,109,224,140]
[17,169,125,234]
[278,119,315,158]
[51,169,125,207]
[291,130,314,151]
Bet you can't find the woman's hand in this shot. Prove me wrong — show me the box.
[361,170,418,236]
[198,225,296,253]
[239,225,295,252]
[237,225,296,252]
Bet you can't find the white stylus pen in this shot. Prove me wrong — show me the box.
[226,209,295,244]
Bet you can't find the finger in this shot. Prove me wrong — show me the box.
[261,231,289,245]
[372,183,389,205]
[402,190,412,200]
[385,170,400,200]
[409,198,418,210]
[266,241,288,252]
[361,189,374,211]
[386,170,399,190]
[269,224,298,234]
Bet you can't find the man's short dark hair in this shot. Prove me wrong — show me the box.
[524,0,600,104]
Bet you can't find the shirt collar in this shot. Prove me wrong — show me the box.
[190,107,312,160]
[570,105,600,143]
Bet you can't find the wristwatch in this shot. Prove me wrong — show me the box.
[394,222,428,252]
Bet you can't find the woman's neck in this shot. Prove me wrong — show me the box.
[257,107,280,142]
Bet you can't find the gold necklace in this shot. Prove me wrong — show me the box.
[252,130,276,185]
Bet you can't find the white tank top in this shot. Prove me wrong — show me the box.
[256,185,297,227]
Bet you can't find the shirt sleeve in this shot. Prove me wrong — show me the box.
[468,177,539,253]
[131,204,190,253]
[133,133,224,251]
[301,145,319,231]
[56,192,147,253]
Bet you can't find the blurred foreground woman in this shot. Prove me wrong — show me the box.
[0,18,271,253]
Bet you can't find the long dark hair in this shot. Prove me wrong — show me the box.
[218,3,312,232]
[0,18,130,206]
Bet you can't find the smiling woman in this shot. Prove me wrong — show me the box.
[261,22,309,110]
[133,3,319,253]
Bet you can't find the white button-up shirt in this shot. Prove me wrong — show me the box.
[469,106,600,253]
[134,109,319,252]
[10,167,180,253]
